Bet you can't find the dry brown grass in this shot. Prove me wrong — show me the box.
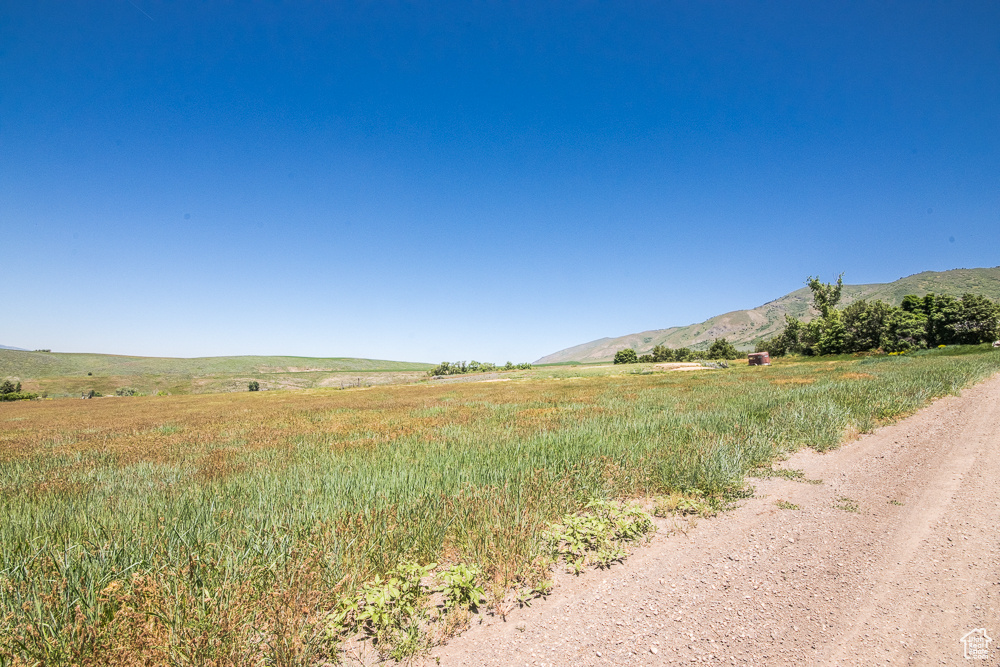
[840,372,875,380]
[0,380,606,466]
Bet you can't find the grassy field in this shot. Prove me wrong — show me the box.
[0,349,434,397]
[1,346,999,665]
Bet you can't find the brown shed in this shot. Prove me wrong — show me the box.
[748,352,770,366]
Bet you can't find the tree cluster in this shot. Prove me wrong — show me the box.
[756,274,1000,357]
[429,360,532,376]
[613,338,741,364]
[0,379,35,401]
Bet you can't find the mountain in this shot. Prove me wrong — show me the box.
[0,344,27,351]
[536,267,1000,364]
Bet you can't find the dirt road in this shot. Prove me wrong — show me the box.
[426,373,1000,666]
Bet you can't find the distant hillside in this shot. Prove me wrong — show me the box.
[0,344,27,351]
[0,350,433,396]
[0,351,432,379]
[536,267,1000,364]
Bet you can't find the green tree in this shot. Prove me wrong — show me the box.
[951,294,1000,344]
[248,381,260,392]
[806,273,844,318]
[673,347,693,362]
[900,294,924,314]
[842,299,893,352]
[797,319,824,355]
[925,294,960,346]
[886,309,926,352]
[754,337,779,356]
[815,311,848,355]
[706,337,740,360]
[613,348,638,364]
[650,344,673,362]
[763,315,805,356]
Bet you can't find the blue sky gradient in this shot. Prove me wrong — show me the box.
[2,2,998,362]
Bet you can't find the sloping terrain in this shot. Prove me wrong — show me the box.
[536,267,1000,363]
[0,350,433,396]
[0,350,431,378]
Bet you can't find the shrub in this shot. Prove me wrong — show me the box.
[248,381,260,392]
[437,563,485,611]
[429,361,466,376]
[430,361,531,376]
[637,354,654,363]
[613,348,638,364]
[115,387,139,397]
[545,501,655,573]
[429,362,452,376]
[328,561,435,658]
[0,392,36,402]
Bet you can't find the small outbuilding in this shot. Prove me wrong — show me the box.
[748,352,770,366]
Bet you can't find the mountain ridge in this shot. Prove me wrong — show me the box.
[535,267,1000,364]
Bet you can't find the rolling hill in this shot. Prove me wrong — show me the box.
[0,351,434,397]
[536,267,1000,364]
[0,351,431,379]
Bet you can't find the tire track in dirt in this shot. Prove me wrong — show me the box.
[419,373,1000,666]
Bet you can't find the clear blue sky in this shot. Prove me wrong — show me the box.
[2,2,998,363]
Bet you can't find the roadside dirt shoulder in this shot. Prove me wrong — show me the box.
[424,373,1000,666]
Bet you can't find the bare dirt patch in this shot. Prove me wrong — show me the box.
[419,373,1000,666]
[653,363,705,372]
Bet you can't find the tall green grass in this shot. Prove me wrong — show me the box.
[1,349,998,664]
